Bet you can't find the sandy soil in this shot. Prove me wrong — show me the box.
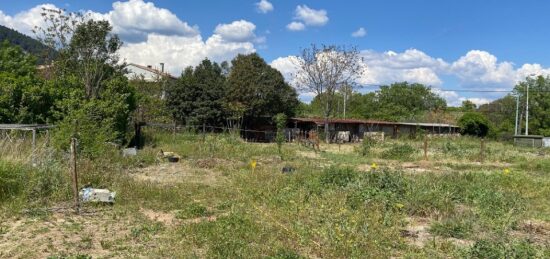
[0,208,148,258]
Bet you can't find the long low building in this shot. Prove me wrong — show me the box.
[287,117,460,142]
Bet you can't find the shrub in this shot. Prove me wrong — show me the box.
[430,215,473,239]
[466,239,538,259]
[458,112,490,137]
[347,170,408,210]
[360,136,377,156]
[381,143,415,160]
[320,166,357,187]
[274,113,287,155]
[176,202,210,219]
[0,161,26,201]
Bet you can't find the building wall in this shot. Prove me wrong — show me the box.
[127,65,163,82]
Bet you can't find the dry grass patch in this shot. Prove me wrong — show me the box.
[130,161,226,186]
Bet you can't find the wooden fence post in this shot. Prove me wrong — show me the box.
[70,137,80,213]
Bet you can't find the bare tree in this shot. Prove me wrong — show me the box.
[33,7,122,99]
[293,44,366,143]
[33,8,84,51]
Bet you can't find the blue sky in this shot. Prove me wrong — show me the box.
[2,0,550,105]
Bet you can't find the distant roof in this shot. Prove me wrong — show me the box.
[127,63,177,80]
[290,117,459,128]
[513,135,544,139]
[398,122,459,128]
[0,124,54,130]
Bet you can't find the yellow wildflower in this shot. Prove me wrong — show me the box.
[503,168,510,175]
[371,162,378,170]
[250,160,257,170]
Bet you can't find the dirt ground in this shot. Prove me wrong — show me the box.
[0,208,151,258]
[130,160,226,186]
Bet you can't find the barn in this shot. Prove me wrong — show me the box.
[287,117,460,142]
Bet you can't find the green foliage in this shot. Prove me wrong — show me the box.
[347,170,409,211]
[176,203,210,219]
[320,166,357,187]
[514,76,550,136]
[0,160,66,208]
[274,113,287,154]
[373,82,447,121]
[180,213,261,258]
[458,112,490,137]
[360,136,377,156]
[430,215,473,239]
[167,59,226,126]
[0,26,54,64]
[381,143,415,160]
[461,100,477,112]
[0,160,26,201]
[226,53,299,120]
[65,20,123,99]
[131,78,172,124]
[302,82,447,121]
[466,239,538,259]
[478,95,517,139]
[0,41,58,124]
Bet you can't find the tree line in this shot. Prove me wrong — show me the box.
[166,54,299,128]
[2,7,548,152]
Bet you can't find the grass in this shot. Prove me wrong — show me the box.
[0,130,549,258]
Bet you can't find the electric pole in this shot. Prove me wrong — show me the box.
[525,82,529,135]
[525,74,535,135]
[515,94,519,135]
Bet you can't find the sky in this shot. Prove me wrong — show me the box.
[2,0,550,106]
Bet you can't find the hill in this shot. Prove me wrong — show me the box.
[0,24,54,64]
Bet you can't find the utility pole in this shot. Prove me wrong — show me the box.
[342,83,351,119]
[525,74,535,135]
[515,94,519,136]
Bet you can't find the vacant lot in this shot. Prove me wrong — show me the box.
[1,131,549,258]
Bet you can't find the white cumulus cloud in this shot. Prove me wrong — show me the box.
[450,50,515,87]
[352,27,367,38]
[103,0,199,42]
[255,0,274,14]
[287,5,328,31]
[0,4,58,35]
[0,1,261,76]
[271,48,550,105]
[294,5,328,26]
[119,34,255,75]
[214,20,257,42]
[286,21,305,31]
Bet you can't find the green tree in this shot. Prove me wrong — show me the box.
[461,100,477,112]
[66,20,123,99]
[514,75,550,136]
[478,94,516,138]
[226,53,298,122]
[458,112,490,137]
[33,9,136,154]
[274,113,287,155]
[167,59,226,126]
[0,41,57,124]
[372,82,446,121]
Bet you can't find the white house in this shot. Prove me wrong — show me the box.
[126,63,177,82]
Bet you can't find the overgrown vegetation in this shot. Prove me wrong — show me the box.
[1,131,548,258]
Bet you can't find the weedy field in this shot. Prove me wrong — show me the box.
[0,130,549,258]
